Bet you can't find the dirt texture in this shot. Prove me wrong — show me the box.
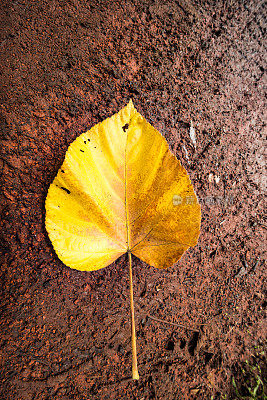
[0,0,266,399]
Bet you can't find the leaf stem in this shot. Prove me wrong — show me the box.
[128,250,139,380]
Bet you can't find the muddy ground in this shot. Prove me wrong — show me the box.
[0,0,266,399]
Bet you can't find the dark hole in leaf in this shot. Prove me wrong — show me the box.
[80,149,85,153]
[84,140,87,144]
[122,123,129,132]
[60,187,71,194]
[61,170,65,173]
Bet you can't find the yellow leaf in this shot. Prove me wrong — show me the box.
[45,100,201,380]
[45,100,201,271]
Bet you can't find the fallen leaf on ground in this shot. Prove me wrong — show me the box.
[46,100,201,271]
[45,100,201,379]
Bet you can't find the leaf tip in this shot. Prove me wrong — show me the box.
[128,98,135,110]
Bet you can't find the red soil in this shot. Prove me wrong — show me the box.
[0,0,266,399]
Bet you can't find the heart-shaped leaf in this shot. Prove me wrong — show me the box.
[46,100,200,270]
[45,100,201,379]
